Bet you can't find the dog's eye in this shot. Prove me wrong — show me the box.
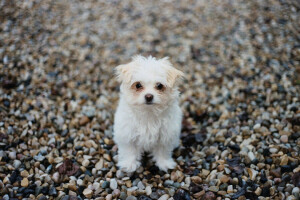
[156,83,164,90]
[136,82,142,89]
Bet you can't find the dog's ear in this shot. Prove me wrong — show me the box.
[115,63,132,83]
[161,57,184,87]
[167,67,184,87]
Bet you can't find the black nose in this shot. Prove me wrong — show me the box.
[145,94,153,103]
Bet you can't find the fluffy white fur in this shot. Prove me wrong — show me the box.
[113,55,184,172]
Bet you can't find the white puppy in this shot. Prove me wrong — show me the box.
[113,55,184,172]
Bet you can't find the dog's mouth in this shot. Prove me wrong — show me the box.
[145,102,154,105]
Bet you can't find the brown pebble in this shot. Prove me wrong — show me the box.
[79,116,90,126]
[21,178,29,187]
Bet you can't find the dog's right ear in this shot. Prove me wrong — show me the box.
[115,63,132,83]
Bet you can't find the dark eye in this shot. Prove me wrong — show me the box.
[156,83,164,90]
[136,82,142,89]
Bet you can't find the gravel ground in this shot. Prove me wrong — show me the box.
[1,0,300,199]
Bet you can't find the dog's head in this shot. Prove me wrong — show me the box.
[115,55,184,107]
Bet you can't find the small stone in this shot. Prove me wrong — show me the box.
[103,154,111,161]
[145,186,152,195]
[110,179,118,190]
[116,170,124,178]
[191,176,202,184]
[113,189,121,197]
[227,185,233,193]
[280,135,288,143]
[202,169,210,177]
[21,170,29,177]
[209,186,219,192]
[82,159,90,167]
[79,116,90,126]
[127,186,138,192]
[49,186,57,196]
[150,192,160,199]
[173,189,191,200]
[137,181,145,190]
[166,188,175,196]
[34,154,45,161]
[248,152,256,161]
[38,195,47,200]
[219,183,228,191]
[158,194,169,200]
[52,172,60,183]
[164,180,174,187]
[193,190,205,199]
[106,194,113,200]
[120,192,127,200]
[9,152,16,160]
[292,187,299,199]
[21,178,29,187]
[83,188,93,198]
[126,196,137,200]
[270,148,278,153]
[286,195,297,200]
[201,191,216,200]
[13,160,22,169]
[280,155,289,166]
[253,124,261,132]
[270,168,281,178]
[247,168,258,180]
[220,175,230,183]
[255,187,262,196]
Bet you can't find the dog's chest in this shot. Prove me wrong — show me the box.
[134,117,163,150]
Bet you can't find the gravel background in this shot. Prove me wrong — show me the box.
[0,0,300,199]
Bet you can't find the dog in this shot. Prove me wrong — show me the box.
[113,55,184,172]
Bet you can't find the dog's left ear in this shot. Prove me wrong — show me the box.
[161,58,184,87]
[115,63,132,83]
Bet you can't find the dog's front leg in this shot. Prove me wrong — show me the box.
[117,143,141,173]
[152,145,176,172]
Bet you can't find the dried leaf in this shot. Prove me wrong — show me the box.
[227,157,245,174]
[292,172,300,187]
[58,158,79,176]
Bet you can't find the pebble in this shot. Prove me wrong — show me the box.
[116,170,124,178]
[102,181,109,189]
[227,185,233,193]
[126,196,137,200]
[79,116,90,126]
[255,187,262,196]
[137,181,145,190]
[34,155,45,161]
[292,187,299,199]
[248,152,256,161]
[120,192,127,200]
[96,158,104,170]
[209,186,219,192]
[21,178,29,187]
[82,159,90,167]
[145,186,152,195]
[158,194,169,200]
[13,160,22,169]
[83,188,93,198]
[9,152,16,160]
[106,194,112,200]
[110,179,118,190]
[280,135,288,143]
[52,172,60,183]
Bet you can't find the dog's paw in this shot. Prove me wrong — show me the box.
[118,159,141,173]
[155,159,177,172]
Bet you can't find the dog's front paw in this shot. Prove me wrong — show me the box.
[118,159,141,173]
[155,159,177,172]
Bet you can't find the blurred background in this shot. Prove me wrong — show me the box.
[0,0,300,199]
